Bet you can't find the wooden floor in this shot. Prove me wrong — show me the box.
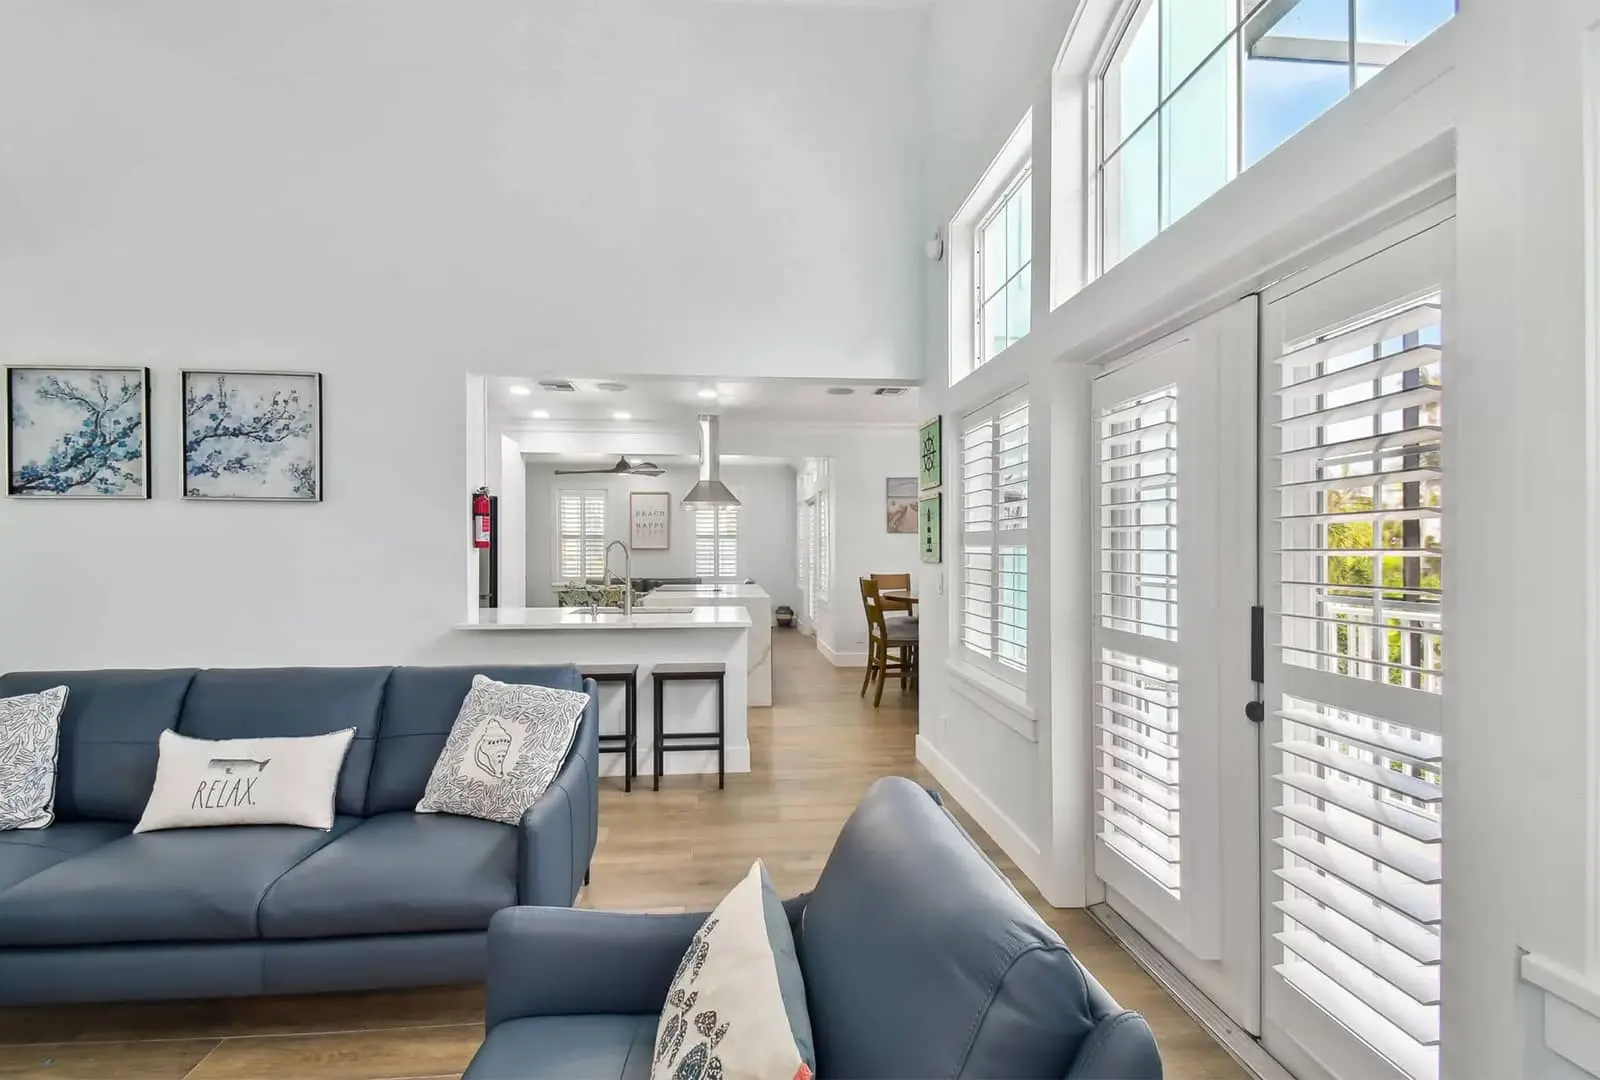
[0,631,1247,1079]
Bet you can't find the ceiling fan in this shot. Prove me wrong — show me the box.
[554,456,665,478]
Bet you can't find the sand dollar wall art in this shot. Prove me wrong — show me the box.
[182,370,323,501]
[5,365,151,499]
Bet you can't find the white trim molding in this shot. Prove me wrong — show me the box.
[1523,952,1600,1076]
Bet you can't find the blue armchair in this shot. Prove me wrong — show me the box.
[463,776,1163,1079]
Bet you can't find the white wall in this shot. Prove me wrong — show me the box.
[496,435,527,610]
[0,0,924,670]
[524,462,797,613]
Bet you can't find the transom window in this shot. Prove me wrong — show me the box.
[1096,0,1456,270]
[975,165,1033,367]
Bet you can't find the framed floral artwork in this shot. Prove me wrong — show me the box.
[182,370,322,501]
[5,365,151,498]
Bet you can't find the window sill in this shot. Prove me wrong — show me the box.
[1522,952,1600,1074]
[943,658,1036,741]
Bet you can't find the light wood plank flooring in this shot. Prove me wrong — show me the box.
[0,630,1246,1079]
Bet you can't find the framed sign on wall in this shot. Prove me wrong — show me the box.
[918,494,942,564]
[919,416,942,490]
[629,491,671,550]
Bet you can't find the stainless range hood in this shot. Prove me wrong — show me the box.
[682,414,741,508]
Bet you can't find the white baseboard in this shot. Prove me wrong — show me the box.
[597,743,751,778]
[816,639,867,668]
[916,734,1069,905]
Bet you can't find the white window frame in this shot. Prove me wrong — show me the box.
[958,388,1031,689]
[555,488,607,582]
[974,162,1035,369]
[1087,0,1458,276]
[694,505,739,579]
[949,111,1033,386]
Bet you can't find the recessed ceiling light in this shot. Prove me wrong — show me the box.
[613,411,633,421]
[697,388,719,401]
[531,409,550,420]
[508,385,532,397]
[826,387,856,396]
[597,382,629,393]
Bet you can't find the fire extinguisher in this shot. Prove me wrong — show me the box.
[472,487,492,549]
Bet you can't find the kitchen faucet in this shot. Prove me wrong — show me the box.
[603,541,633,617]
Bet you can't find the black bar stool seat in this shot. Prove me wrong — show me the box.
[581,664,638,793]
[652,662,727,791]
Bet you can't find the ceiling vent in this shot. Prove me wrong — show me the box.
[826,387,856,396]
[874,387,908,397]
[537,380,577,393]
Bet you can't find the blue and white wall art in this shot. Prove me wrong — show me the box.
[5,366,151,498]
[182,370,322,501]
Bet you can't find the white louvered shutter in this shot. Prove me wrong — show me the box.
[818,490,830,599]
[1268,275,1444,1080]
[960,391,1029,682]
[557,490,607,581]
[1096,386,1182,895]
[694,506,739,578]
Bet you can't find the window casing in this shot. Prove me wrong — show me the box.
[557,489,607,581]
[959,392,1030,685]
[1095,0,1457,272]
[694,505,739,578]
[974,165,1034,368]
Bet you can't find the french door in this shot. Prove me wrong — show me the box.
[1258,205,1452,1080]
[1091,297,1261,1032]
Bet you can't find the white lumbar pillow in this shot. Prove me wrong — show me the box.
[0,685,70,830]
[133,728,355,834]
[416,674,590,826]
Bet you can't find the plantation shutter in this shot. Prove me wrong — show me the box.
[959,390,1029,683]
[1095,385,1182,894]
[818,490,830,599]
[557,490,607,581]
[695,506,738,577]
[1268,259,1445,1080]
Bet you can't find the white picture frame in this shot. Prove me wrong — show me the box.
[630,490,670,550]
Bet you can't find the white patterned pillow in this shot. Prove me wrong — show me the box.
[652,861,816,1080]
[415,675,590,826]
[0,686,69,831]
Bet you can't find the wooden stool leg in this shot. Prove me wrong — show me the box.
[716,675,725,791]
[874,647,888,707]
[623,675,634,794]
[860,647,874,697]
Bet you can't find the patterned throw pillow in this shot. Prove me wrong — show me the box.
[0,686,68,830]
[415,675,590,826]
[653,861,816,1080]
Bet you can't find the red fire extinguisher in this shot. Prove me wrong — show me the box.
[472,487,492,549]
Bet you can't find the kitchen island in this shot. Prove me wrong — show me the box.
[451,606,751,780]
[639,584,773,706]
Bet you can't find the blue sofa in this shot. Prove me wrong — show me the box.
[0,664,599,1005]
[463,776,1163,1079]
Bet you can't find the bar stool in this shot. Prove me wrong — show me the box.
[651,662,726,791]
[581,663,638,793]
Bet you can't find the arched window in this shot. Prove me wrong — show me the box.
[1096,0,1455,271]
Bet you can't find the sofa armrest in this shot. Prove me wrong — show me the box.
[1063,1011,1163,1079]
[516,680,600,906]
[484,906,706,1028]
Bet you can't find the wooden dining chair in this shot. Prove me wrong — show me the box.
[860,576,919,707]
[872,572,915,619]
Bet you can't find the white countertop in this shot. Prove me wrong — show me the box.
[456,606,753,632]
[644,584,771,600]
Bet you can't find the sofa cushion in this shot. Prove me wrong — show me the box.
[0,818,357,946]
[0,670,196,822]
[177,668,390,817]
[796,776,1097,1080]
[0,821,131,894]
[465,1015,656,1080]
[258,812,516,939]
[368,665,585,815]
